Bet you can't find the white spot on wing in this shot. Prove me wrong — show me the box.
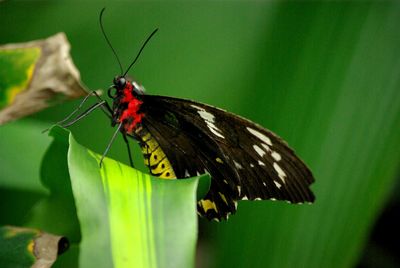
[242,195,248,200]
[132,82,146,93]
[191,105,225,139]
[234,160,243,169]
[263,182,267,187]
[196,171,201,176]
[271,151,282,161]
[191,105,214,121]
[184,170,190,177]
[209,125,225,139]
[132,81,140,89]
[273,162,286,183]
[255,197,262,201]
[253,145,266,157]
[258,160,265,166]
[250,163,255,168]
[246,127,272,145]
[261,141,281,163]
[261,143,271,152]
[237,186,241,195]
[274,180,282,189]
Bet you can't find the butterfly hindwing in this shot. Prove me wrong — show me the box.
[138,106,239,220]
[138,95,315,220]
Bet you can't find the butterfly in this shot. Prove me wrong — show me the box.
[56,8,315,221]
[113,77,315,220]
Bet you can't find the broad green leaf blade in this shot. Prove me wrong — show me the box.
[25,126,81,243]
[210,3,400,268]
[0,33,87,124]
[0,120,50,226]
[64,127,206,268]
[0,120,50,193]
[0,225,68,268]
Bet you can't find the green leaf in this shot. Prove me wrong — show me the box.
[0,47,40,109]
[3,2,398,267]
[209,3,400,268]
[0,120,50,226]
[46,126,208,268]
[0,225,68,268]
[0,120,50,193]
[0,226,36,267]
[25,126,81,243]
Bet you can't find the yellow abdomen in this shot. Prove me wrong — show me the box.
[135,126,176,179]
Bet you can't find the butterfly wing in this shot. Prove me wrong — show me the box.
[138,95,315,220]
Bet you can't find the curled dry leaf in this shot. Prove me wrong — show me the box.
[0,225,69,268]
[0,33,87,125]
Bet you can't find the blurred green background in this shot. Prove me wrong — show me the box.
[1,1,400,267]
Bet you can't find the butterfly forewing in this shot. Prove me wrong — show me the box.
[137,95,315,220]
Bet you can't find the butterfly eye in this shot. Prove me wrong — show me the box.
[113,76,126,90]
[107,86,118,99]
[117,77,126,89]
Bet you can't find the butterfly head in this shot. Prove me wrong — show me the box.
[107,76,125,99]
[113,75,126,91]
[109,76,144,98]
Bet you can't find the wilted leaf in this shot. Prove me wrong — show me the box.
[0,225,69,268]
[0,33,87,124]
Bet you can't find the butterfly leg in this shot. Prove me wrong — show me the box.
[61,100,108,128]
[43,91,112,132]
[100,122,123,167]
[91,91,113,117]
[123,134,135,168]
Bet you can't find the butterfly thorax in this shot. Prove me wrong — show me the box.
[111,79,144,134]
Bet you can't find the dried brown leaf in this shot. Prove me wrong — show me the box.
[0,33,87,125]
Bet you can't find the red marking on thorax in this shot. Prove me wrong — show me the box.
[119,82,144,133]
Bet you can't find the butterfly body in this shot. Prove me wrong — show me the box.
[108,76,315,221]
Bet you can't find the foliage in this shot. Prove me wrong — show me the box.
[1,1,400,268]
[1,123,208,267]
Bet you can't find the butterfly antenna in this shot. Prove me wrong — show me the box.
[123,28,158,77]
[100,8,124,75]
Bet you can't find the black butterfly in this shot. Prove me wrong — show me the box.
[138,93,315,220]
[60,75,315,221]
[56,9,315,221]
